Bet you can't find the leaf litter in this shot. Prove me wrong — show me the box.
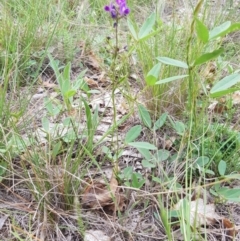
[2,1,240,241]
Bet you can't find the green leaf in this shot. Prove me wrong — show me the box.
[63,117,71,126]
[195,18,209,43]
[48,54,62,88]
[83,98,94,151]
[210,87,239,98]
[218,160,226,176]
[122,166,133,179]
[128,142,157,150]
[155,75,188,85]
[206,169,215,175]
[157,57,188,69]
[138,13,156,40]
[154,149,170,162]
[193,48,224,66]
[217,187,240,202]
[132,173,145,188]
[102,146,113,159]
[83,98,92,134]
[64,89,76,99]
[153,113,168,131]
[146,63,161,86]
[171,120,185,136]
[224,22,240,35]
[224,174,240,180]
[125,125,142,143]
[52,141,62,159]
[152,176,162,184]
[139,27,163,41]
[142,159,156,168]
[210,73,240,96]
[0,161,7,176]
[87,90,101,94]
[127,18,138,40]
[209,21,231,40]
[79,78,90,93]
[62,63,71,92]
[42,117,50,132]
[138,104,152,129]
[73,71,88,91]
[196,156,210,167]
[136,148,152,160]
[44,97,62,116]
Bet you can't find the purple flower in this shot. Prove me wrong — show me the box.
[104,3,117,18]
[104,0,130,18]
[119,3,130,16]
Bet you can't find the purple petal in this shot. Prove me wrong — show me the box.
[111,10,117,18]
[116,0,125,5]
[104,5,111,11]
[119,4,130,15]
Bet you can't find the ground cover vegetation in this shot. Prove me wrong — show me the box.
[0,0,240,240]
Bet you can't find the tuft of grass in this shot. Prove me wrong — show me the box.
[0,0,240,240]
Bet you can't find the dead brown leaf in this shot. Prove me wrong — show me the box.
[175,198,217,226]
[174,198,237,237]
[208,100,227,114]
[84,77,99,88]
[82,173,125,213]
[118,98,129,115]
[200,61,217,84]
[87,51,101,70]
[222,217,237,238]
[41,80,57,89]
[164,136,176,150]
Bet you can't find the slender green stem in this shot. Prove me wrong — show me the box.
[110,18,120,166]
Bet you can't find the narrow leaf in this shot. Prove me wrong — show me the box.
[209,21,231,40]
[153,113,168,131]
[125,125,142,143]
[0,161,7,176]
[146,63,161,86]
[195,18,209,43]
[138,13,156,40]
[42,117,50,132]
[155,75,188,84]
[210,73,240,94]
[62,63,71,92]
[210,87,239,98]
[193,48,223,66]
[128,142,157,150]
[218,160,226,176]
[193,0,204,16]
[127,18,138,40]
[48,54,63,88]
[82,98,93,149]
[138,104,152,129]
[52,141,62,159]
[225,22,240,35]
[157,57,188,69]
